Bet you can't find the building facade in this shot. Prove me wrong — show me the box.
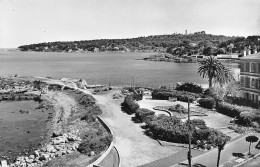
[239,52,260,108]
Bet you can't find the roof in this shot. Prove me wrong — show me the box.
[240,52,260,60]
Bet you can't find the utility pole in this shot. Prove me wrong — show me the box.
[187,98,192,167]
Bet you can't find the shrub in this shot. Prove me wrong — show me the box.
[216,102,260,126]
[135,108,155,123]
[145,115,230,145]
[176,82,203,94]
[79,95,96,106]
[81,105,102,122]
[190,119,207,129]
[168,104,187,114]
[121,95,140,114]
[225,96,258,109]
[152,89,200,102]
[204,88,215,96]
[192,128,230,146]
[132,93,143,101]
[216,102,244,118]
[78,134,113,155]
[198,98,216,109]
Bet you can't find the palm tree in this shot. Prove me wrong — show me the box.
[215,136,228,167]
[198,56,234,88]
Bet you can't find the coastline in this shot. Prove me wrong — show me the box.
[0,76,113,167]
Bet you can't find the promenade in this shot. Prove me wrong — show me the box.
[141,133,260,167]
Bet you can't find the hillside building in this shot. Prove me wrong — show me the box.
[239,52,260,108]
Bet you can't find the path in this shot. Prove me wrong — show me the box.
[171,133,260,167]
[88,90,182,167]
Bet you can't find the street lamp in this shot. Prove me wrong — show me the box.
[187,97,192,167]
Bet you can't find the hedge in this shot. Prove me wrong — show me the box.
[146,115,230,145]
[135,108,155,123]
[176,82,203,94]
[121,95,140,114]
[152,90,200,102]
[216,102,260,126]
[226,96,258,109]
[198,98,216,109]
[216,102,250,118]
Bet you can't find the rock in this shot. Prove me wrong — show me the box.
[61,151,67,155]
[1,160,8,167]
[26,158,34,164]
[77,79,87,89]
[39,154,49,161]
[54,145,62,151]
[15,160,21,166]
[29,154,35,159]
[66,150,73,154]
[20,163,27,167]
[40,147,47,152]
[46,145,55,152]
[34,150,40,157]
[55,151,62,157]
[72,143,79,150]
[67,133,81,141]
[52,136,67,145]
[52,131,63,137]
[89,151,95,156]
[62,133,68,138]
[50,153,55,158]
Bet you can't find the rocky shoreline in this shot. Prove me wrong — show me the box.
[0,76,112,167]
[11,133,82,167]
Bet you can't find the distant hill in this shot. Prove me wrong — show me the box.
[17,32,260,56]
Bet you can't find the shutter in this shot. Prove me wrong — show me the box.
[240,76,244,86]
[256,78,258,89]
[258,63,260,73]
[246,77,250,88]
[240,62,244,72]
[246,62,249,72]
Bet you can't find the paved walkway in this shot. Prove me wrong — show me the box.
[90,91,182,167]
[140,133,260,167]
[172,133,260,167]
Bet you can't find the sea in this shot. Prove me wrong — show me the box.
[0,51,239,88]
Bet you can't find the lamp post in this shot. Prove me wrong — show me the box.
[187,97,192,167]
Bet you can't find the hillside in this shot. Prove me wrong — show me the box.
[17,33,260,56]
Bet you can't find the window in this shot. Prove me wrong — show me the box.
[251,63,256,73]
[256,79,259,89]
[252,78,255,88]
[240,76,244,86]
[245,77,250,88]
[258,63,260,74]
[246,62,250,72]
[240,62,244,72]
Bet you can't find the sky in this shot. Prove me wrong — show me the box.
[0,0,260,48]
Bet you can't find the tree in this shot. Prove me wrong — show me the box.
[246,135,259,155]
[217,48,226,54]
[227,43,234,54]
[198,56,234,88]
[215,136,228,167]
[202,46,214,56]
